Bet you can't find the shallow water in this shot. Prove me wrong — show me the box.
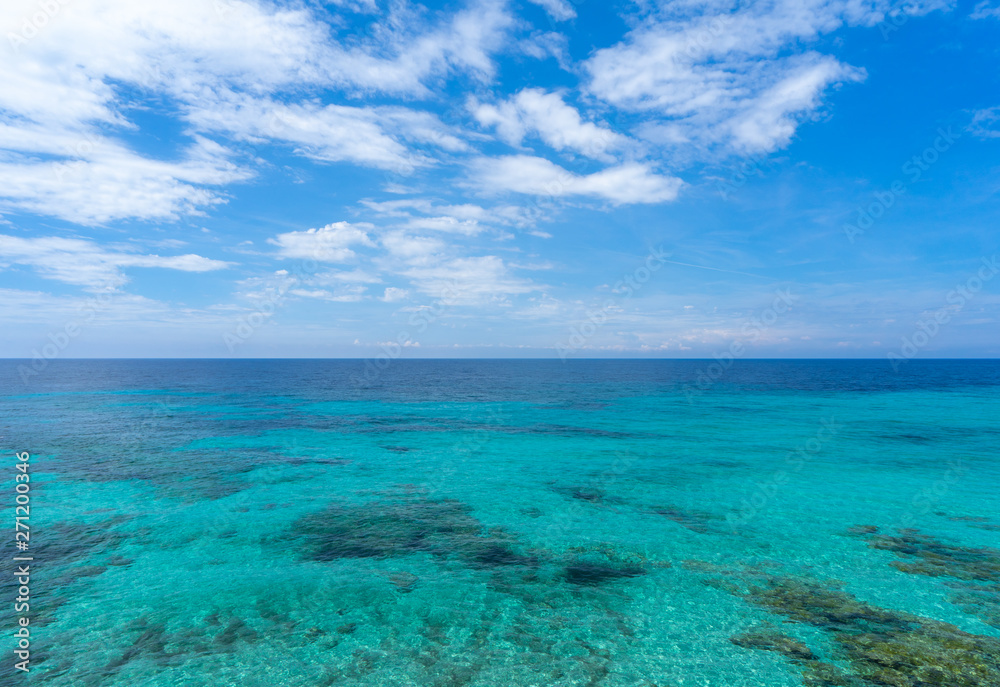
[2,359,999,686]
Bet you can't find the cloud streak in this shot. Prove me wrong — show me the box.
[0,234,231,290]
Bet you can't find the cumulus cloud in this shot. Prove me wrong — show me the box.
[0,0,513,223]
[471,155,683,204]
[471,89,628,160]
[0,136,250,225]
[268,222,375,262]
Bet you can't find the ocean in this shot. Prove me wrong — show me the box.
[2,359,999,686]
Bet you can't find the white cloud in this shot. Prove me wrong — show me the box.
[404,216,484,235]
[363,198,488,220]
[726,54,864,152]
[327,0,379,12]
[268,222,375,262]
[315,269,383,285]
[518,31,570,67]
[0,234,230,290]
[189,97,472,173]
[315,0,515,94]
[0,136,250,225]
[0,0,513,224]
[400,255,536,304]
[525,0,576,21]
[584,1,875,155]
[380,231,447,261]
[288,286,366,302]
[970,107,1000,138]
[971,1,1000,19]
[361,198,539,232]
[471,89,628,160]
[381,287,410,302]
[188,98,420,172]
[235,267,371,304]
[471,155,683,204]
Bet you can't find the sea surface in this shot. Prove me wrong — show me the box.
[1,359,999,686]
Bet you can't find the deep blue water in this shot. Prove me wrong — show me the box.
[2,360,999,686]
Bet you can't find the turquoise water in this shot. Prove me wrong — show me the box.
[2,360,999,686]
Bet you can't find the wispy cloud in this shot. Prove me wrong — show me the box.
[971,1,1000,19]
[969,107,1000,138]
[525,0,576,21]
[585,1,874,156]
[0,234,231,290]
[470,155,683,204]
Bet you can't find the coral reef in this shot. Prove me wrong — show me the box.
[864,529,1000,582]
[730,575,1000,687]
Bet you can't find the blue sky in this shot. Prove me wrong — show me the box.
[0,0,997,359]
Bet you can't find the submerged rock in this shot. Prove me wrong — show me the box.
[293,497,537,571]
[653,505,720,534]
[863,528,1000,634]
[563,560,645,586]
[736,575,1000,687]
[865,529,1000,582]
[730,627,817,661]
[387,571,419,592]
[215,617,258,647]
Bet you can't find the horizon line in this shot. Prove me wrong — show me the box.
[2,357,998,362]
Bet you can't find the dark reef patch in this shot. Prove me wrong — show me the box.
[104,623,170,672]
[548,483,626,506]
[729,626,817,661]
[286,457,352,467]
[563,560,646,586]
[515,423,635,439]
[864,529,1000,582]
[292,497,537,571]
[860,528,1000,633]
[653,505,721,534]
[948,583,1000,629]
[935,512,1000,532]
[698,569,1000,687]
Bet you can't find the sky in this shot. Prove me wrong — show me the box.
[0,0,998,360]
